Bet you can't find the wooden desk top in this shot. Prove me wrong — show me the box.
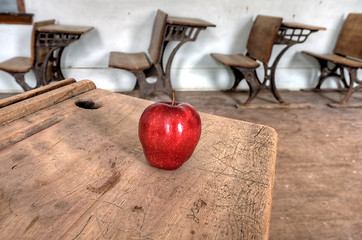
[36,24,94,34]
[0,79,277,239]
[0,12,33,25]
[281,22,326,31]
[167,16,216,28]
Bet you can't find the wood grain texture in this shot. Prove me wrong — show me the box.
[0,89,277,239]
[0,78,76,108]
[0,79,96,125]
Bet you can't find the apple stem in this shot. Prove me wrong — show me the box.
[172,90,175,106]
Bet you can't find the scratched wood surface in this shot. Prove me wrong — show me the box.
[0,81,277,239]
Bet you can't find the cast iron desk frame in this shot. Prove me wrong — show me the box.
[33,24,93,87]
[136,16,215,98]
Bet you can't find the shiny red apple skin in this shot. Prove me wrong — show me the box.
[138,101,201,170]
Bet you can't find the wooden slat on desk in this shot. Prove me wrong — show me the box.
[0,79,96,125]
[0,78,76,108]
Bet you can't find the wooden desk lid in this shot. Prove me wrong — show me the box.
[36,24,94,34]
[167,16,216,27]
[0,80,277,239]
[281,22,326,31]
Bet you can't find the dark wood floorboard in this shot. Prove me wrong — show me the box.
[1,89,361,240]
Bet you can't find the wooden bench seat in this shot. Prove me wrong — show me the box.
[109,52,151,70]
[0,57,32,73]
[302,52,362,68]
[302,13,362,105]
[210,53,260,69]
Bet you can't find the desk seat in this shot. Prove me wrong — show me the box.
[109,52,151,70]
[302,52,362,68]
[211,53,260,69]
[0,57,32,72]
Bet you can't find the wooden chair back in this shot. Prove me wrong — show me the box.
[246,15,282,64]
[148,10,168,64]
[334,13,362,60]
[30,19,56,67]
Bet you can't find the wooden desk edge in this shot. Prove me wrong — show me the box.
[36,24,94,34]
[0,78,76,108]
[167,16,216,27]
[282,22,326,31]
[0,79,96,125]
[0,12,33,25]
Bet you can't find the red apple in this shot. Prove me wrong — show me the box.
[138,101,201,170]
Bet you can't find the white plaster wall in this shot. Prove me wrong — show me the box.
[0,0,361,93]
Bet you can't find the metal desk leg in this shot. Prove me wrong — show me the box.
[263,44,293,104]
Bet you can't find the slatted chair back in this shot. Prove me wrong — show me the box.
[148,10,168,65]
[246,15,282,64]
[334,13,362,60]
[30,19,56,67]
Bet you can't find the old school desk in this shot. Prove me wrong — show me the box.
[110,10,215,99]
[34,23,93,86]
[0,79,277,239]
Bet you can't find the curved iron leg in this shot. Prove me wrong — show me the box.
[315,59,329,89]
[338,66,349,88]
[315,59,340,89]
[270,72,285,103]
[313,59,349,90]
[229,67,244,91]
[12,73,33,91]
[267,45,292,103]
[41,48,57,86]
[54,47,65,80]
[137,40,186,99]
[340,68,360,105]
[243,69,261,105]
[231,67,261,105]
[134,70,152,99]
[163,40,188,95]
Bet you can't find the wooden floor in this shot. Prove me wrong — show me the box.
[1,89,362,240]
